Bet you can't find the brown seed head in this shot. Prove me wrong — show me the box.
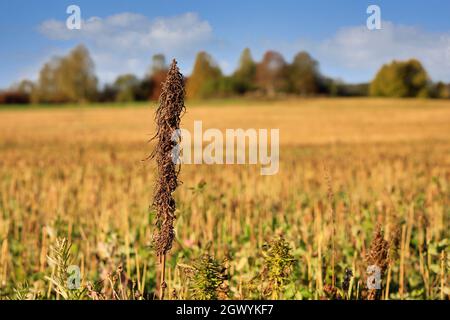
[150,59,185,257]
[365,225,390,300]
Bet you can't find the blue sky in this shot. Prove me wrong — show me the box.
[1,0,450,88]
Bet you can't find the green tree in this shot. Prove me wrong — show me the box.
[233,48,257,93]
[370,59,430,98]
[186,51,222,99]
[32,57,66,103]
[114,74,140,102]
[288,51,321,96]
[255,51,288,96]
[54,45,98,102]
[430,81,450,99]
[35,45,98,103]
[15,80,35,96]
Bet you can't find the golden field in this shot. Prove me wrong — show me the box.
[0,98,449,299]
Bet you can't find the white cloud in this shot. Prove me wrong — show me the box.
[218,59,233,75]
[318,22,450,82]
[40,12,212,52]
[291,22,450,82]
[257,21,450,82]
[37,15,450,84]
[39,12,213,83]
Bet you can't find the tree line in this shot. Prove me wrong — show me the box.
[1,44,449,104]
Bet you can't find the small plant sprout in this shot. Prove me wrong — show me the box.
[178,253,228,300]
[261,236,295,299]
[46,238,85,300]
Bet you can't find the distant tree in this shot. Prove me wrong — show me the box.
[233,48,257,93]
[15,80,35,96]
[323,79,369,97]
[0,79,36,104]
[98,56,156,103]
[0,83,31,104]
[430,81,450,99]
[370,59,430,98]
[60,45,98,102]
[136,78,152,101]
[255,51,288,96]
[186,51,222,99]
[439,83,450,99]
[35,45,98,103]
[35,61,60,103]
[199,76,241,98]
[98,84,118,102]
[114,74,140,102]
[149,54,168,100]
[288,51,321,95]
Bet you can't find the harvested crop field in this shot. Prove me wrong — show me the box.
[0,98,449,300]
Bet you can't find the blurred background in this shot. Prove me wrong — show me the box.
[1,0,450,104]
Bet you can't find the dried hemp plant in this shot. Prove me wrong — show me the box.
[150,59,185,299]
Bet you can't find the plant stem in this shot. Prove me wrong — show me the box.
[159,254,167,300]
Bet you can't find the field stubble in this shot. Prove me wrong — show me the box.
[0,98,448,299]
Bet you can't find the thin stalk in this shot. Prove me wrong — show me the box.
[159,254,167,300]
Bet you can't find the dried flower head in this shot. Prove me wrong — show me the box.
[365,225,390,300]
[150,59,185,257]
